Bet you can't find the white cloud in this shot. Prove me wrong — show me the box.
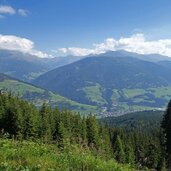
[0,5,29,18]
[0,34,50,58]
[58,48,68,53]
[0,5,15,15]
[18,9,28,16]
[57,33,171,57]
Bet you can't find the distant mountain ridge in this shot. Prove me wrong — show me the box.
[99,50,171,62]
[2,49,171,115]
[1,49,171,82]
[33,55,171,94]
[0,49,83,81]
[0,50,47,81]
[33,52,171,115]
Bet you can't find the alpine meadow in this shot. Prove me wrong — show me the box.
[1,0,171,170]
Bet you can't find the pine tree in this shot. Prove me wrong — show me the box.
[72,114,82,144]
[81,116,87,144]
[146,143,160,169]
[125,140,135,165]
[0,98,5,131]
[86,114,99,148]
[39,103,52,142]
[99,125,112,159]
[161,100,171,169]
[113,135,125,163]
[58,121,69,148]
[23,103,39,139]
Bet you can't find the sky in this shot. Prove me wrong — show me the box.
[1,0,171,57]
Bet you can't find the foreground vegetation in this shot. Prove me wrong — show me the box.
[0,92,170,170]
[0,138,135,171]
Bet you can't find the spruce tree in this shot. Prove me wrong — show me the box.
[86,114,99,148]
[161,100,171,169]
[39,103,52,142]
[113,135,125,163]
[58,121,69,148]
[81,116,87,144]
[125,140,135,165]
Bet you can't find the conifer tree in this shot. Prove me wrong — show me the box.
[72,114,82,143]
[113,135,125,163]
[161,100,171,169]
[39,103,52,141]
[86,114,99,148]
[125,140,135,165]
[58,121,69,148]
[99,125,111,158]
[23,103,39,139]
[81,116,87,144]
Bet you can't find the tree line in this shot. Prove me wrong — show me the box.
[0,92,170,170]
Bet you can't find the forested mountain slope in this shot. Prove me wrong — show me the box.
[0,73,96,113]
[33,55,171,115]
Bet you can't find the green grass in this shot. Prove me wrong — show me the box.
[82,83,107,106]
[123,87,171,102]
[109,87,169,114]
[148,86,171,99]
[123,89,146,99]
[0,138,135,171]
[0,80,43,95]
[25,71,46,81]
[111,89,121,103]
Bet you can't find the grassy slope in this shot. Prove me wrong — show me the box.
[0,79,97,114]
[109,87,171,113]
[82,83,107,106]
[82,85,170,115]
[0,138,135,171]
[1,76,170,115]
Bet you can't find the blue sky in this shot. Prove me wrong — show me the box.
[1,0,171,57]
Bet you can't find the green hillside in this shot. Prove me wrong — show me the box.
[0,74,97,114]
[82,86,170,116]
[33,55,171,115]
[104,87,169,115]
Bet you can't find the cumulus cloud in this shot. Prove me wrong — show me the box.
[0,34,50,58]
[0,5,29,18]
[0,5,15,15]
[57,33,171,57]
[18,9,28,16]
[58,48,68,53]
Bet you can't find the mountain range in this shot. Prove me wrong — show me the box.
[0,49,82,82]
[1,49,171,116]
[33,51,171,115]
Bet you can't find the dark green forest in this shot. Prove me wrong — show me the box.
[0,92,170,170]
[99,110,163,132]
